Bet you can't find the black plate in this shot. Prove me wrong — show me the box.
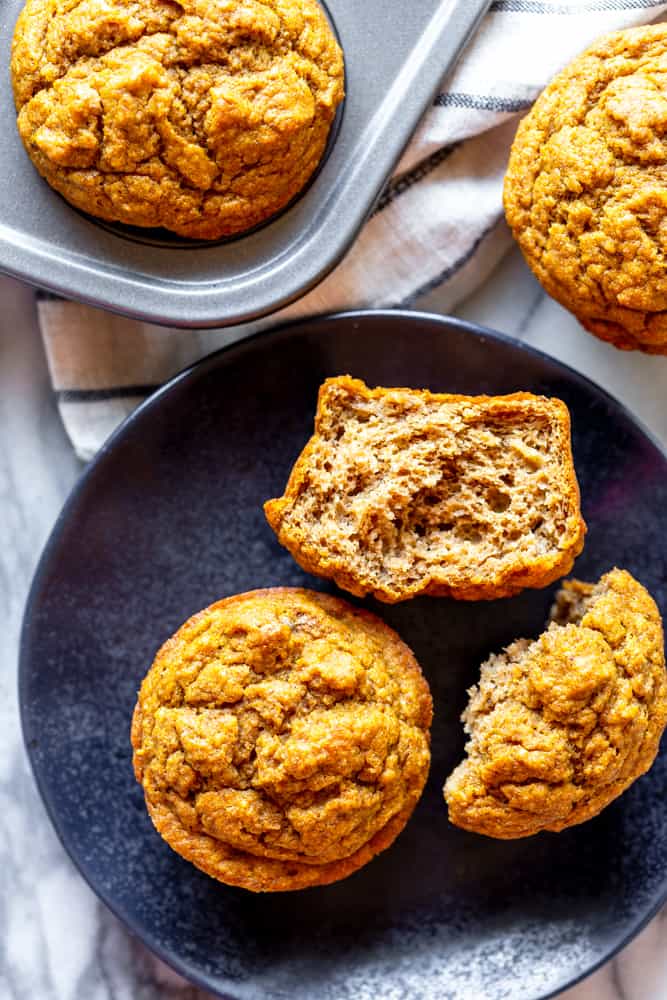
[20,311,667,1000]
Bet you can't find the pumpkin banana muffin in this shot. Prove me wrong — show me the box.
[444,569,667,838]
[11,0,344,239]
[265,377,585,603]
[131,588,432,891]
[504,25,667,354]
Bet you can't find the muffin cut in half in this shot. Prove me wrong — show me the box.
[132,588,432,892]
[444,569,667,838]
[264,376,586,603]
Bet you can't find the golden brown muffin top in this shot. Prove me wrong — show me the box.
[12,0,344,238]
[132,588,432,891]
[444,569,667,838]
[504,25,667,354]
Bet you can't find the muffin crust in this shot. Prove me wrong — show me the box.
[505,25,667,354]
[444,569,667,838]
[132,588,432,891]
[12,0,344,238]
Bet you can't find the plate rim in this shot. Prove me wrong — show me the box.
[19,308,667,1000]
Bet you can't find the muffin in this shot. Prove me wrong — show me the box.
[11,0,344,239]
[265,376,586,603]
[131,588,432,891]
[444,569,667,838]
[504,25,667,354]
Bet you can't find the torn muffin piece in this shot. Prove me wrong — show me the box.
[265,376,586,603]
[444,568,667,838]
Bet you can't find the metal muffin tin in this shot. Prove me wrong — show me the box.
[0,0,491,327]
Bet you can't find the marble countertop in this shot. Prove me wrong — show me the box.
[2,251,667,1000]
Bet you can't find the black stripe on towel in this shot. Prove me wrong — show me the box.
[491,0,666,12]
[400,220,500,306]
[373,143,459,216]
[56,385,159,403]
[434,93,532,112]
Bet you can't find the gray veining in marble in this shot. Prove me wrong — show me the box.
[2,254,667,1000]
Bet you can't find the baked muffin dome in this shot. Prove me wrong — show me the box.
[11,0,344,239]
[504,25,667,354]
[445,569,667,838]
[132,588,432,891]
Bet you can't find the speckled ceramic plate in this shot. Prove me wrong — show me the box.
[20,312,667,1000]
[0,0,491,327]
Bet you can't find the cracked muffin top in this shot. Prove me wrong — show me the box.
[444,569,667,838]
[11,0,344,239]
[131,588,432,891]
[504,25,667,354]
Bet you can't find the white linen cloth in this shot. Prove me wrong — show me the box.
[38,0,667,460]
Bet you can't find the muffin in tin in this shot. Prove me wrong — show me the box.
[12,0,344,239]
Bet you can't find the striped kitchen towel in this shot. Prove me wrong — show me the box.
[39,0,667,460]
